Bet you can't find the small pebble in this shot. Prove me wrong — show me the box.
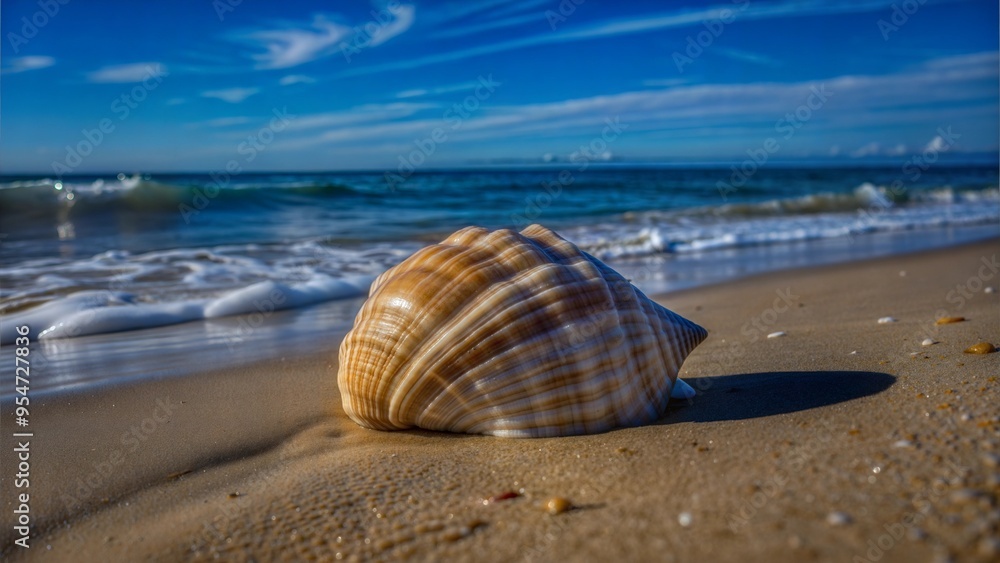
[921,338,936,346]
[767,331,786,339]
[877,317,897,324]
[678,512,692,527]
[544,497,572,515]
[892,440,915,449]
[935,316,965,325]
[985,286,996,294]
[964,342,996,354]
[849,350,857,355]
[826,511,852,526]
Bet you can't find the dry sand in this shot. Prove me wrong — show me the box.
[2,239,998,562]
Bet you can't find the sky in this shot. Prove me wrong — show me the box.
[1,0,997,174]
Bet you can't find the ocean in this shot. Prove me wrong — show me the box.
[1,165,997,393]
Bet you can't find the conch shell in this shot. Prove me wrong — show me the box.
[337,225,707,437]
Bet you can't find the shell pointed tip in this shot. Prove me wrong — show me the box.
[671,378,696,400]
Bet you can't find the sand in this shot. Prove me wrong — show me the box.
[2,239,998,562]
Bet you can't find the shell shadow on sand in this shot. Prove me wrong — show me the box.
[658,371,895,424]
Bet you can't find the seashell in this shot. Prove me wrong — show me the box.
[337,225,708,438]
[877,317,897,324]
[921,338,936,347]
[767,331,786,339]
[935,316,965,325]
[963,342,996,354]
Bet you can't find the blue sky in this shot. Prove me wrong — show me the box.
[1,0,997,173]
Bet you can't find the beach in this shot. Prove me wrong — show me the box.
[2,237,997,562]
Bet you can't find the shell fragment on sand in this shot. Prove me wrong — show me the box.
[337,225,708,438]
[877,317,897,324]
[963,342,996,354]
[935,316,966,325]
[921,338,936,347]
[767,331,787,339]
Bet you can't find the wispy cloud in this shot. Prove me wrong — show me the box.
[342,0,926,77]
[279,74,316,86]
[306,52,997,154]
[201,87,260,103]
[642,78,690,88]
[394,81,483,98]
[367,4,416,47]
[237,6,415,70]
[714,47,781,67]
[242,15,351,69]
[206,116,251,127]
[87,62,166,83]
[1,55,55,74]
[431,11,542,39]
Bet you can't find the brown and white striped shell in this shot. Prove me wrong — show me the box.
[337,224,707,438]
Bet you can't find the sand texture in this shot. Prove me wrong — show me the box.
[2,239,998,562]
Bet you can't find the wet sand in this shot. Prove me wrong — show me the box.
[2,238,998,561]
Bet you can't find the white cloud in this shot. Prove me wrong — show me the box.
[279,74,316,86]
[1,55,55,74]
[851,143,881,158]
[394,81,482,98]
[396,88,428,98]
[244,15,351,69]
[367,4,416,47]
[714,47,781,67]
[341,0,920,77]
[239,6,414,70]
[924,136,946,152]
[642,78,689,88]
[301,51,999,153]
[87,62,167,83]
[888,143,907,155]
[206,116,251,127]
[431,11,540,39]
[201,87,260,103]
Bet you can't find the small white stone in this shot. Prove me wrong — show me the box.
[767,331,787,339]
[921,338,936,346]
[678,512,692,527]
[877,317,897,324]
[826,511,852,526]
[892,440,915,449]
[849,350,857,355]
[985,286,996,294]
